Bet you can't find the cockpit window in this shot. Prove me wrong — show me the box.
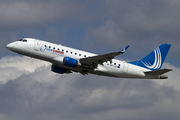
[22,40,27,42]
[17,39,27,42]
[17,39,23,41]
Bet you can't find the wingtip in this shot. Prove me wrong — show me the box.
[119,45,130,53]
[125,45,130,50]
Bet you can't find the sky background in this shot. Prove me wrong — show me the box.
[1,0,180,120]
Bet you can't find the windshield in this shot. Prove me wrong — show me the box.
[17,39,23,41]
[17,39,27,42]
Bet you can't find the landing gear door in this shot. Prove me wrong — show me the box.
[123,62,128,73]
[34,39,41,51]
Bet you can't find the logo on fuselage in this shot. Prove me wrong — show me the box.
[40,44,64,55]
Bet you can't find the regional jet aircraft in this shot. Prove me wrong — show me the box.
[6,38,172,79]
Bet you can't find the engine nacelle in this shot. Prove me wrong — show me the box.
[63,57,78,67]
[51,64,71,74]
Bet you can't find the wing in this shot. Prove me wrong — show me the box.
[80,45,130,67]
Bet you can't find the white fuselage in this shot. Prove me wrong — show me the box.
[6,38,161,79]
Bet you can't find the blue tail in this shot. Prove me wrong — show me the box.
[129,43,171,70]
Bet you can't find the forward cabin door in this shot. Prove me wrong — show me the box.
[34,39,41,51]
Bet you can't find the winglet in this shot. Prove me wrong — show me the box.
[119,45,130,53]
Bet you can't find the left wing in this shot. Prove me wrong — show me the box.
[80,45,129,67]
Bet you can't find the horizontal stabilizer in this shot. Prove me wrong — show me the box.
[144,69,172,75]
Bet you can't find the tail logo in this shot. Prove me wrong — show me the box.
[141,47,162,69]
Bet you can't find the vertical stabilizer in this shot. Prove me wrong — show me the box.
[129,43,171,70]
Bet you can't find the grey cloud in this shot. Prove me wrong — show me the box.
[2,0,180,61]
[0,56,50,83]
[1,1,180,119]
[104,0,180,33]
[0,56,179,120]
[0,31,18,56]
[85,0,180,58]
[0,0,105,56]
[0,0,91,31]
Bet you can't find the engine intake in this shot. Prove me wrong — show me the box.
[63,57,77,67]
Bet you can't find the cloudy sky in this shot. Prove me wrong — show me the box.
[1,0,180,120]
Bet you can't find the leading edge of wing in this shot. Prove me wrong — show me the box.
[80,45,130,66]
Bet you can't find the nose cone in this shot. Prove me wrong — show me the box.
[6,43,14,50]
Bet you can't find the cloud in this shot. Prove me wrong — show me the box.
[0,56,50,83]
[1,0,180,61]
[88,20,125,47]
[1,1,180,119]
[0,55,180,120]
[86,0,180,56]
[0,0,89,31]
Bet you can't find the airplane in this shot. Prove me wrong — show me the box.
[6,38,172,79]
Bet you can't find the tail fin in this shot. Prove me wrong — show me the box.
[129,43,171,70]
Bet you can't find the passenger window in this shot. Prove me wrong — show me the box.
[62,49,64,51]
[49,46,51,48]
[75,53,77,55]
[71,52,72,54]
[45,45,46,47]
[53,47,55,49]
[84,55,86,57]
[118,64,120,66]
[114,63,116,65]
[79,54,81,56]
[58,48,59,50]
[66,51,68,53]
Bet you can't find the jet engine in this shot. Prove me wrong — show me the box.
[63,57,78,67]
[51,64,71,74]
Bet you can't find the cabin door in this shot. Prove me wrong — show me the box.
[123,62,128,73]
[34,39,41,51]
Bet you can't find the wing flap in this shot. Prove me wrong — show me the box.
[144,69,172,75]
